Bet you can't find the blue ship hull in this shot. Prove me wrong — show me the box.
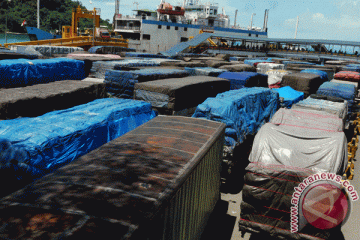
[25,27,62,41]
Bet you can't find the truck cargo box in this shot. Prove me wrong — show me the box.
[316,81,356,111]
[0,58,85,88]
[281,72,327,98]
[273,86,304,108]
[192,87,279,153]
[239,113,348,239]
[105,68,189,99]
[0,98,156,197]
[334,71,360,82]
[256,63,284,74]
[0,116,226,240]
[0,80,106,119]
[300,69,329,81]
[293,96,348,121]
[217,72,268,90]
[134,76,230,115]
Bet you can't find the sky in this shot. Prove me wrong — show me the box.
[78,0,360,42]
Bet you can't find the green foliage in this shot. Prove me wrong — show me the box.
[0,0,112,34]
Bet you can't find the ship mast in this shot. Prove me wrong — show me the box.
[37,0,40,29]
[294,16,299,39]
[115,0,119,15]
[234,9,238,27]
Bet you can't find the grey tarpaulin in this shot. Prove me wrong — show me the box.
[292,97,348,121]
[239,109,348,239]
[134,76,230,113]
[249,122,347,174]
[218,64,256,72]
[0,80,106,119]
[270,108,344,132]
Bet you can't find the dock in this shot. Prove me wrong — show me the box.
[1,36,128,50]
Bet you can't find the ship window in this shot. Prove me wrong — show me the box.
[214,9,217,15]
[175,26,179,30]
[181,37,188,42]
[167,25,170,30]
[184,27,188,31]
[248,33,251,37]
[143,34,151,40]
[158,25,161,29]
[256,34,258,37]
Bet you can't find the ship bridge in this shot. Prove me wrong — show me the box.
[164,32,360,62]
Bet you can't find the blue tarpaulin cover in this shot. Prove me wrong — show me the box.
[0,98,156,195]
[316,82,356,110]
[184,67,227,77]
[273,86,304,108]
[229,57,244,61]
[342,64,360,72]
[217,72,268,89]
[91,59,160,79]
[105,68,189,98]
[192,87,279,148]
[300,69,329,81]
[0,58,85,88]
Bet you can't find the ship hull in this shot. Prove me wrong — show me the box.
[114,19,268,53]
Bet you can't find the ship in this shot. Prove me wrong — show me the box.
[113,0,269,53]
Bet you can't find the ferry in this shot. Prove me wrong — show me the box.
[113,0,269,53]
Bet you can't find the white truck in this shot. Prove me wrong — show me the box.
[95,27,110,40]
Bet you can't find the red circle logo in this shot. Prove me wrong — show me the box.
[302,183,349,229]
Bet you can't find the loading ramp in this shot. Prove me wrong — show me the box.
[162,32,213,57]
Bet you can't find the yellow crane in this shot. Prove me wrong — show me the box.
[62,6,100,39]
[2,6,128,49]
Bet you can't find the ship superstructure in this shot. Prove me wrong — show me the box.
[113,0,269,53]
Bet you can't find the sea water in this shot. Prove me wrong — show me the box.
[0,33,30,46]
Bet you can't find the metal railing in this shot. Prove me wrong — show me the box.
[3,36,92,48]
[115,26,141,31]
[200,26,214,32]
[3,36,128,48]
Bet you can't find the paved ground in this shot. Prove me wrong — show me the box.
[201,152,360,240]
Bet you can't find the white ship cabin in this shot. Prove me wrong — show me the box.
[183,2,230,28]
[113,10,157,40]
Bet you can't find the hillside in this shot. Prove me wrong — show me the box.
[0,0,112,34]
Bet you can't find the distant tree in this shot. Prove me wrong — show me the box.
[0,0,110,34]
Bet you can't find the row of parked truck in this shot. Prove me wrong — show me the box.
[0,53,359,239]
